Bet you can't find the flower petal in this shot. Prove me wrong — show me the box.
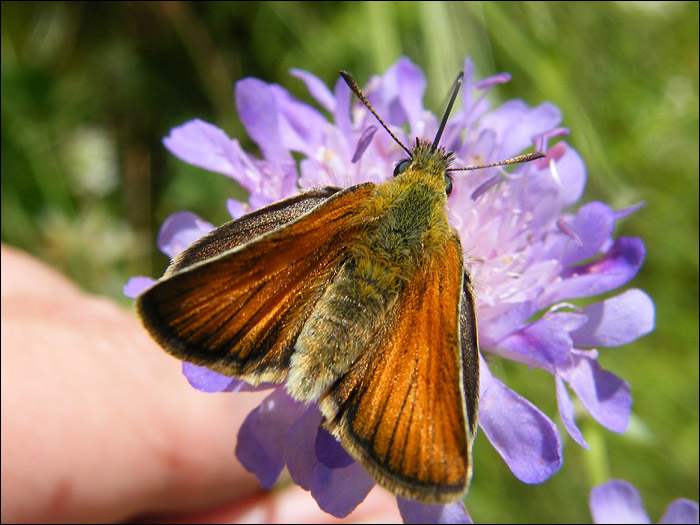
[352,125,378,163]
[552,143,586,206]
[180,363,273,393]
[226,198,250,220]
[284,405,323,490]
[381,57,426,133]
[497,318,573,369]
[537,201,614,266]
[157,211,213,258]
[533,126,569,156]
[163,120,266,194]
[456,57,513,141]
[123,276,155,298]
[589,480,651,524]
[615,201,646,221]
[333,75,352,138]
[555,376,590,449]
[270,84,328,155]
[235,388,307,489]
[478,301,536,346]
[236,78,291,164]
[479,359,562,483]
[545,310,588,334]
[316,428,353,469]
[473,72,511,90]
[477,100,562,159]
[397,498,472,524]
[563,353,631,433]
[570,289,655,347]
[659,498,700,524]
[290,68,336,113]
[394,57,427,135]
[163,119,240,176]
[309,461,375,518]
[541,237,646,305]
[285,410,375,517]
[515,168,567,231]
[562,202,616,266]
[182,363,238,392]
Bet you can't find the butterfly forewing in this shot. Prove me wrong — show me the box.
[137,184,375,384]
[166,187,341,274]
[320,233,472,503]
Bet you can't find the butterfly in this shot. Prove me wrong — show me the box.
[137,70,544,503]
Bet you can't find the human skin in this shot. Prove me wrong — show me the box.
[1,244,400,523]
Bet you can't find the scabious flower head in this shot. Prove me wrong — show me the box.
[125,56,655,523]
[589,479,699,524]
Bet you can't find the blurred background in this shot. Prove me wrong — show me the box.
[2,2,697,522]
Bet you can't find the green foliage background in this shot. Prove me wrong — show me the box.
[2,2,697,522]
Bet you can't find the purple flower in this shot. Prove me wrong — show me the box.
[590,479,698,524]
[125,56,655,523]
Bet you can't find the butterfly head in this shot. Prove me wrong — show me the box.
[392,139,455,196]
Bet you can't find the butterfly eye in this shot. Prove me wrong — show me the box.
[444,175,453,196]
[393,159,411,177]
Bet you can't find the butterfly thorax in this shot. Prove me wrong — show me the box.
[352,143,455,284]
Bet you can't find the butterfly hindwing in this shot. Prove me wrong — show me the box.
[460,270,480,439]
[320,232,471,503]
[166,187,341,274]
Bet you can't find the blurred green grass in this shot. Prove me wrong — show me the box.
[2,2,697,523]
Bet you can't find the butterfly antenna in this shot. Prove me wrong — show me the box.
[339,70,413,158]
[449,151,546,172]
[432,71,464,151]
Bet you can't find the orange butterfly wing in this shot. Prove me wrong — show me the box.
[320,233,474,503]
[137,183,375,385]
[165,187,341,274]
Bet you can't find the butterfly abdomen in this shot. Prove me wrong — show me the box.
[286,256,399,402]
